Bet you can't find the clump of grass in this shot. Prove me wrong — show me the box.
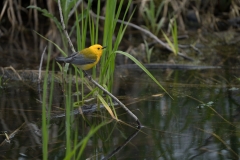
[162,18,178,56]
[141,0,165,35]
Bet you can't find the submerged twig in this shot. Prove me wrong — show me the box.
[190,44,203,55]
[0,122,26,146]
[57,0,141,127]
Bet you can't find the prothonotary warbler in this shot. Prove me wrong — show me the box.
[55,44,106,70]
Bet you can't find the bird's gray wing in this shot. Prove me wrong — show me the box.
[69,52,96,65]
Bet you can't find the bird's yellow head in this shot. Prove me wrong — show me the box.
[89,44,106,57]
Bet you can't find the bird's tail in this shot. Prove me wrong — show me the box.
[55,57,67,62]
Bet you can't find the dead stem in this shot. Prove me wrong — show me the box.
[4,66,22,81]
[38,46,47,83]
[0,0,8,21]
[57,0,75,53]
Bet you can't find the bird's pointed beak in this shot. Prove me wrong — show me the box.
[102,46,107,49]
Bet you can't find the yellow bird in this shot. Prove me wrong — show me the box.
[55,44,106,70]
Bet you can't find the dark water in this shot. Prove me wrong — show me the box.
[0,67,240,159]
[111,67,240,159]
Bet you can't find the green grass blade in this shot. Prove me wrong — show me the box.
[162,30,176,55]
[172,19,179,54]
[116,51,172,99]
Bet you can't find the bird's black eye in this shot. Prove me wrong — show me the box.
[97,48,100,50]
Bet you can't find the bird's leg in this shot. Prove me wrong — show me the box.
[83,70,91,80]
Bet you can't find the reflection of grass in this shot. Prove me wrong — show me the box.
[0,76,3,88]
[197,127,240,158]
[0,76,9,89]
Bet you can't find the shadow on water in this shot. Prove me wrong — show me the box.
[0,65,240,159]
